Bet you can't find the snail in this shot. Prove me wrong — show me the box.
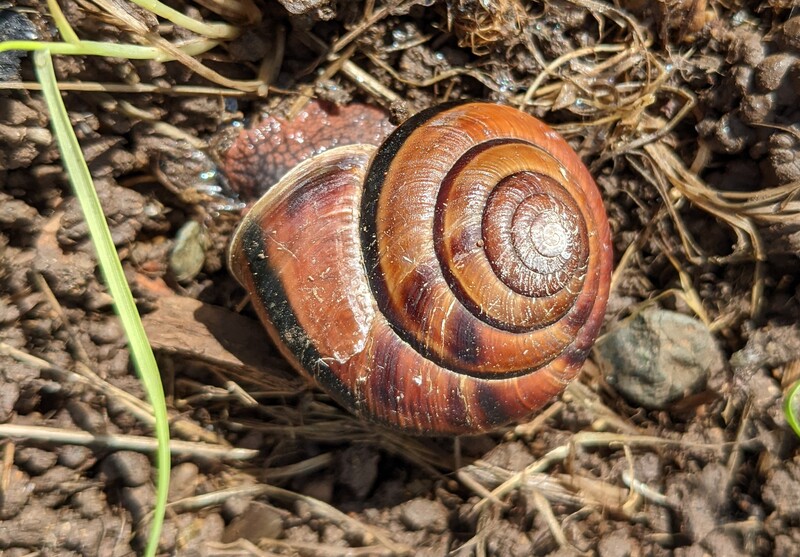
[228,101,613,434]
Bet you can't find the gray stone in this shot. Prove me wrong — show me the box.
[221,501,284,543]
[398,498,449,533]
[596,309,724,409]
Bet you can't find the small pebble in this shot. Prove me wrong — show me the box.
[740,92,775,123]
[222,494,252,521]
[596,309,723,409]
[762,462,800,522]
[0,380,19,421]
[222,501,284,543]
[102,451,152,487]
[58,444,95,469]
[597,527,638,557]
[755,53,795,92]
[71,487,106,519]
[168,462,200,502]
[169,220,207,283]
[16,446,57,476]
[484,521,533,557]
[66,399,106,434]
[398,498,449,533]
[782,16,800,51]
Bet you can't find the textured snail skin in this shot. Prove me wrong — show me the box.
[228,102,613,434]
[221,101,395,199]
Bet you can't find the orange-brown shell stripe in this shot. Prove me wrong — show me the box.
[361,102,609,379]
[229,102,613,434]
[436,143,589,331]
[229,144,606,433]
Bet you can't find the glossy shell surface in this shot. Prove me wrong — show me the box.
[229,102,613,434]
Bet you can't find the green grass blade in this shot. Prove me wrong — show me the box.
[33,49,170,557]
[785,380,800,438]
[130,0,240,39]
[0,39,217,60]
[46,0,81,44]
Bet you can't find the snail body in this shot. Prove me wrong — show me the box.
[228,102,612,434]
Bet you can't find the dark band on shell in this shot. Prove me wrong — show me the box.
[228,102,613,434]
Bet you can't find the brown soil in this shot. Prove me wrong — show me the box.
[1,1,799,556]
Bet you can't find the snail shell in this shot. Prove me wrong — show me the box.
[228,102,613,434]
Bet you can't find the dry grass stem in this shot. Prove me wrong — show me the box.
[340,59,403,106]
[206,538,273,556]
[0,80,269,96]
[564,382,641,436]
[531,488,578,553]
[74,0,268,92]
[518,43,630,107]
[461,461,583,508]
[643,142,766,316]
[224,412,456,473]
[1,442,13,495]
[724,399,753,501]
[293,31,402,111]
[0,342,224,444]
[118,100,209,148]
[365,51,499,92]
[621,469,669,507]
[456,467,512,510]
[0,423,257,459]
[261,453,334,481]
[329,1,396,55]
[30,270,93,365]
[557,473,632,515]
[259,538,402,557]
[470,431,727,515]
[176,378,259,408]
[510,400,564,440]
[256,484,410,555]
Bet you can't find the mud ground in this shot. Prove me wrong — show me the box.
[1,0,799,555]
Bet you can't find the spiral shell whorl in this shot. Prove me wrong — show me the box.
[362,103,607,379]
[229,102,612,434]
